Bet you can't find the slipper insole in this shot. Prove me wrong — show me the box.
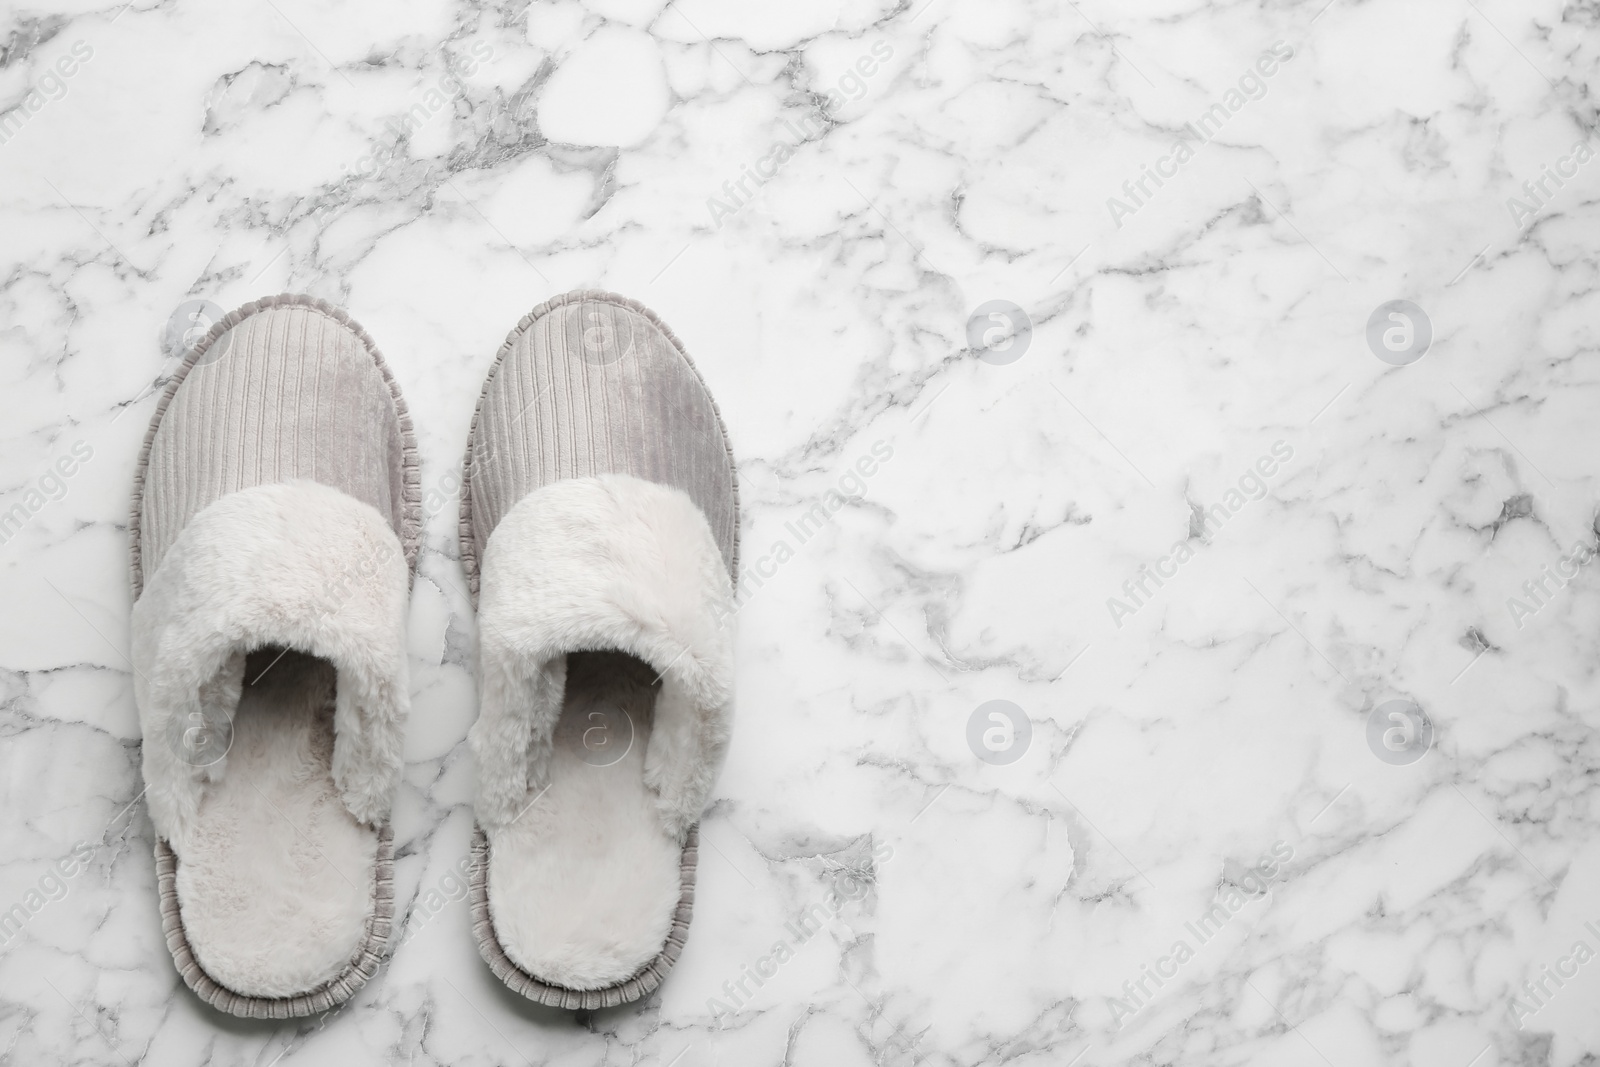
[486,650,684,990]
[173,647,378,999]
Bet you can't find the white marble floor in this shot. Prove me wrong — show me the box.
[2,0,1599,1064]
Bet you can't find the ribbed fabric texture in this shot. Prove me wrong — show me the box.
[129,294,419,1019]
[139,302,411,584]
[459,291,735,1009]
[464,291,737,592]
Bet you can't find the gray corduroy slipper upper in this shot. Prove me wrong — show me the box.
[129,294,418,1018]
[462,290,738,1009]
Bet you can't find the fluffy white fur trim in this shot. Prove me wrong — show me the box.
[469,475,734,839]
[131,481,411,846]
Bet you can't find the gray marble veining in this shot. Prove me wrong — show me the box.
[1,0,1598,1064]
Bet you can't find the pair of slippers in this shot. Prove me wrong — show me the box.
[128,291,738,1016]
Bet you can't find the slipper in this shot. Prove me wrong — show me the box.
[461,290,738,1008]
[129,294,419,1017]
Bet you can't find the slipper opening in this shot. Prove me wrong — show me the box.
[171,645,380,1000]
[484,650,684,991]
